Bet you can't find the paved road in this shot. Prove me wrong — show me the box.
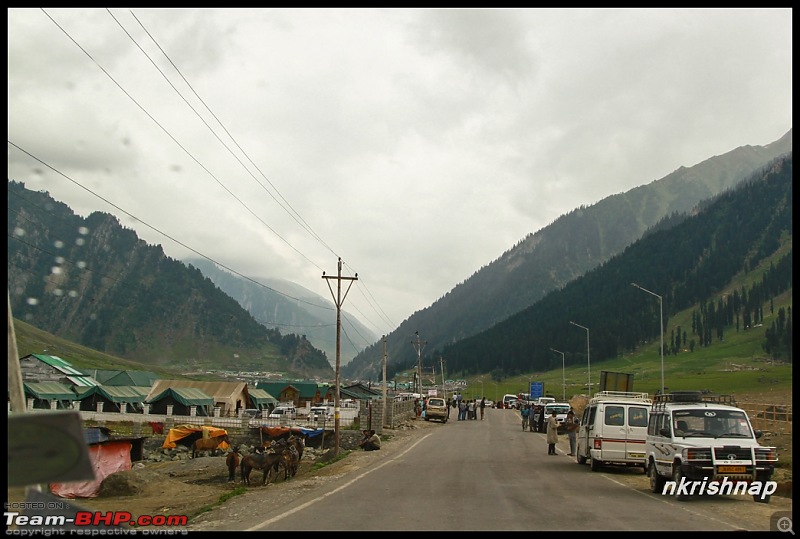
[190,407,792,531]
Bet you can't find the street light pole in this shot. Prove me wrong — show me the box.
[632,282,665,395]
[550,348,566,401]
[570,321,590,396]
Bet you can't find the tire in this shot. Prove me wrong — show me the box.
[648,460,665,493]
[590,456,601,472]
[672,465,690,501]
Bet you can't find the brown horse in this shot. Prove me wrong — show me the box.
[240,452,283,486]
[225,449,240,482]
[191,434,230,459]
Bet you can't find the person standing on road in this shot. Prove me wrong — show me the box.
[480,397,486,420]
[467,399,475,420]
[564,410,579,456]
[521,404,531,430]
[458,399,467,421]
[546,411,559,455]
[536,405,546,433]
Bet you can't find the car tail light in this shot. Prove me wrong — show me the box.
[593,439,602,450]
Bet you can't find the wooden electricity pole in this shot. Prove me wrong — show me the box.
[381,335,387,428]
[411,331,426,396]
[322,257,357,457]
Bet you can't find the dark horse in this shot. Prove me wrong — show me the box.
[240,452,283,486]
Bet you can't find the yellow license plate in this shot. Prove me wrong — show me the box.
[628,453,644,458]
[718,466,746,473]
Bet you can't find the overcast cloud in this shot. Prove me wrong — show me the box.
[7,8,792,350]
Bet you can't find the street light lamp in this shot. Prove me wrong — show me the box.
[569,321,590,396]
[550,348,566,401]
[632,282,665,395]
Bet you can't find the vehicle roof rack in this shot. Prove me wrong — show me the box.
[652,391,736,407]
[589,391,652,403]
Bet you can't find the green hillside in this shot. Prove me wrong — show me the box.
[463,239,793,401]
[10,318,190,379]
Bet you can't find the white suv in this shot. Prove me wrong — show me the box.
[644,392,777,503]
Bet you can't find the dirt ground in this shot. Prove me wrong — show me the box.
[7,391,792,530]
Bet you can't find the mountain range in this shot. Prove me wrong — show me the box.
[7,183,334,379]
[7,129,791,382]
[342,129,792,380]
[182,257,378,365]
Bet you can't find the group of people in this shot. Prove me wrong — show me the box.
[447,394,486,421]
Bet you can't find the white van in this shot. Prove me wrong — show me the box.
[502,394,519,409]
[576,391,652,472]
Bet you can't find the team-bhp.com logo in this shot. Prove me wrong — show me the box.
[5,510,188,532]
[662,476,778,501]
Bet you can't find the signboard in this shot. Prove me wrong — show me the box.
[599,371,634,392]
[530,381,544,399]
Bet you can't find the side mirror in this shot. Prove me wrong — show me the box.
[659,427,671,437]
[754,429,763,439]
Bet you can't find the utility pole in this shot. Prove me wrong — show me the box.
[440,356,446,399]
[322,257,357,457]
[381,335,387,428]
[411,331,427,397]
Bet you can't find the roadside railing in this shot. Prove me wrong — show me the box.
[739,401,792,434]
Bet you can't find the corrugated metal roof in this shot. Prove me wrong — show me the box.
[23,381,75,401]
[66,375,99,387]
[31,354,86,376]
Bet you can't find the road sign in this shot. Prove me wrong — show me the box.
[530,381,544,399]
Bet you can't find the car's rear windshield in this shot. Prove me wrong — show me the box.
[546,405,570,414]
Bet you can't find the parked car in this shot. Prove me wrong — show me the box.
[502,394,519,409]
[309,405,331,422]
[645,391,777,503]
[242,408,263,419]
[425,397,448,422]
[268,406,296,420]
[533,402,570,432]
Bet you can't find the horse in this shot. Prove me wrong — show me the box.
[225,448,240,482]
[191,433,230,459]
[240,451,283,486]
[271,435,303,480]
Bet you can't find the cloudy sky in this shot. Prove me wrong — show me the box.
[7,8,792,350]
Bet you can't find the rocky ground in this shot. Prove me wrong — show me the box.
[7,391,792,529]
